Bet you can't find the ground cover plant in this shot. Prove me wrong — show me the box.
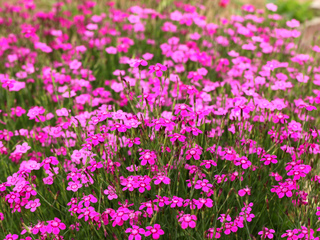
[1,0,320,239]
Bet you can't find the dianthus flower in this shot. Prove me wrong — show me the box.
[186,148,202,160]
[258,227,275,239]
[25,198,41,212]
[234,156,252,169]
[145,224,165,239]
[149,63,167,77]
[194,179,212,192]
[238,186,251,197]
[260,154,277,165]
[125,225,145,240]
[178,214,197,229]
[46,218,66,235]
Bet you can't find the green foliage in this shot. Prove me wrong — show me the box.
[271,0,314,22]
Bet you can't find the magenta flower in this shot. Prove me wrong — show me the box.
[200,160,217,169]
[133,59,148,67]
[145,224,165,239]
[80,194,98,207]
[41,156,59,170]
[234,156,252,169]
[104,185,118,200]
[153,174,170,185]
[194,179,213,192]
[139,151,157,166]
[186,148,202,160]
[125,225,145,240]
[4,234,19,240]
[25,198,41,212]
[66,181,82,192]
[149,63,167,77]
[168,133,186,143]
[14,142,31,154]
[78,207,99,222]
[287,164,311,180]
[166,196,184,208]
[238,186,251,197]
[260,154,277,165]
[46,218,66,235]
[139,200,159,215]
[178,214,197,229]
[194,198,213,209]
[69,59,82,70]
[258,227,275,239]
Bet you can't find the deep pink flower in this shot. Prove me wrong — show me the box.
[125,225,145,240]
[186,148,202,160]
[234,156,252,169]
[4,234,19,240]
[66,181,82,192]
[260,154,278,165]
[178,214,197,229]
[149,63,167,77]
[46,218,66,235]
[145,224,165,239]
[238,186,251,197]
[25,198,41,212]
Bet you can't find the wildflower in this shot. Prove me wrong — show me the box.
[149,63,167,77]
[46,218,66,235]
[238,186,251,197]
[194,179,213,192]
[125,225,145,240]
[186,148,202,160]
[178,214,197,229]
[66,181,82,192]
[4,234,19,240]
[234,156,252,169]
[145,224,165,239]
[260,154,277,165]
[25,199,41,212]
[104,186,118,200]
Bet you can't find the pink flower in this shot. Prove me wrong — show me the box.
[125,225,145,240]
[4,234,19,240]
[149,63,167,77]
[260,154,278,165]
[286,19,300,28]
[194,179,212,192]
[25,198,41,212]
[186,148,202,160]
[139,200,159,215]
[258,227,275,239]
[153,174,170,185]
[168,133,186,143]
[266,3,277,12]
[106,46,117,54]
[104,185,118,200]
[69,59,82,70]
[133,59,148,67]
[14,142,31,154]
[145,224,165,239]
[238,186,251,197]
[78,207,99,221]
[234,156,252,169]
[41,156,59,170]
[46,218,66,235]
[178,214,197,229]
[194,198,213,209]
[139,151,157,166]
[66,181,82,192]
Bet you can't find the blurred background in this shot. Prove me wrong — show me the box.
[1,0,319,46]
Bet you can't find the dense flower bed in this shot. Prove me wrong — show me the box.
[1,0,320,239]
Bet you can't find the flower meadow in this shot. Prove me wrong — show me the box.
[1,0,320,239]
